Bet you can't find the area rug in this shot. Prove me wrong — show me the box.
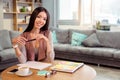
[90,64,120,80]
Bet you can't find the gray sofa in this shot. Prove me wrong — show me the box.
[0,30,20,71]
[1,28,120,71]
[51,28,120,68]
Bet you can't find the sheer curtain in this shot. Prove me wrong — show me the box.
[93,0,120,25]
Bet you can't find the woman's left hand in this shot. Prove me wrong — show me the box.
[36,34,48,42]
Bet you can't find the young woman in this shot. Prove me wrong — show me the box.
[12,7,55,63]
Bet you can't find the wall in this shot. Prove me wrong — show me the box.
[0,0,3,30]
[0,0,56,30]
[42,0,56,28]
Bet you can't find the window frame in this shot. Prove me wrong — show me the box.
[56,0,81,25]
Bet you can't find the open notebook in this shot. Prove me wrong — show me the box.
[50,61,84,73]
[17,61,52,70]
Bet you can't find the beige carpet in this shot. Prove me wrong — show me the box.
[89,64,120,80]
[0,64,120,80]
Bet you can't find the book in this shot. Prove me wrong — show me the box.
[50,61,84,73]
[17,61,52,70]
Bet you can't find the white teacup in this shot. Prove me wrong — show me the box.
[17,67,29,75]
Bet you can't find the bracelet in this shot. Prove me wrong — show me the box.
[13,44,18,48]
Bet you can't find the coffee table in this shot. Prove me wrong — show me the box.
[1,60,96,80]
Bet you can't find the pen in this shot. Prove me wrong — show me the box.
[26,39,36,42]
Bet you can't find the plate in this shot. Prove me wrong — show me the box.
[15,70,33,76]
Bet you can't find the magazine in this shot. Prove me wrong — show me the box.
[50,61,84,73]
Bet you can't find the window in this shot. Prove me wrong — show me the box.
[56,0,120,26]
[56,0,80,25]
[93,0,120,25]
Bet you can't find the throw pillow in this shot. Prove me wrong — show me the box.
[71,32,87,46]
[52,31,58,44]
[82,33,101,47]
[55,29,69,44]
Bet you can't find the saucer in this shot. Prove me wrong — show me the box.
[15,70,33,76]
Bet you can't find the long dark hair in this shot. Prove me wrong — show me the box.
[24,7,50,32]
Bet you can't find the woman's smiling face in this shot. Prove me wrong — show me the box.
[34,11,47,30]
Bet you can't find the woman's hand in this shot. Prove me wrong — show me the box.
[12,36,27,46]
[36,34,49,42]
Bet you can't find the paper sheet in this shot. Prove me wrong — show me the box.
[17,61,52,70]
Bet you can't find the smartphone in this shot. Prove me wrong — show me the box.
[7,69,18,74]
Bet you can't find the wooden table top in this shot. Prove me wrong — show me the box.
[1,60,96,80]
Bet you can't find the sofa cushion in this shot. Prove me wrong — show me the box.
[52,31,58,44]
[54,43,71,52]
[9,30,21,39]
[54,43,85,54]
[0,30,12,50]
[71,32,87,46]
[50,28,69,44]
[69,29,95,43]
[114,50,120,59]
[96,31,120,49]
[82,33,101,47]
[0,48,17,61]
[52,28,69,44]
[54,43,114,58]
[85,47,115,57]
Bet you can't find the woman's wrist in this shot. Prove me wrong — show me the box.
[13,44,18,49]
